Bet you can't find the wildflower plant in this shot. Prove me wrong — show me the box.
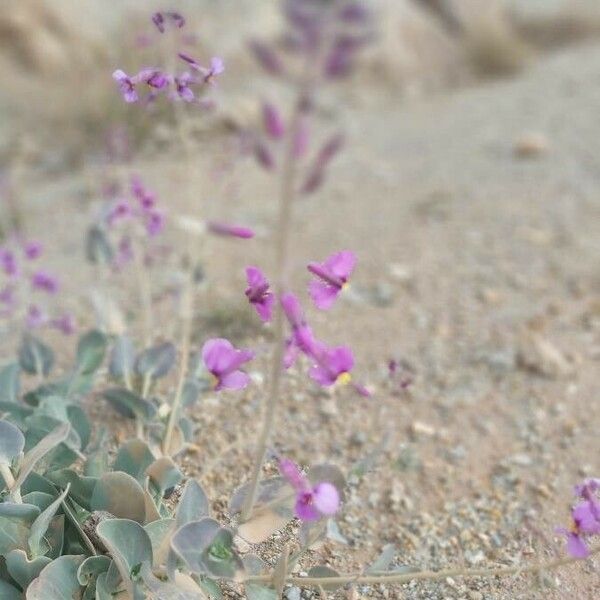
[0,237,75,336]
[0,4,598,600]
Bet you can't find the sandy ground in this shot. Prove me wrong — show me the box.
[9,36,600,599]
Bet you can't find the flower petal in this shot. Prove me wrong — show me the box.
[312,482,340,516]
[309,280,339,310]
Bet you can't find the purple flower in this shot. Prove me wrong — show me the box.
[131,176,156,210]
[23,240,43,260]
[245,267,274,323]
[0,249,18,277]
[309,345,354,387]
[51,314,76,335]
[107,199,133,226]
[152,11,185,33]
[178,54,225,85]
[308,250,356,310]
[205,57,225,84]
[202,338,255,391]
[558,477,600,558]
[263,102,285,140]
[208,222,255,239]
[300,133,345,195]
[113,70,139,103]
[281,293,319,363]
[145,210,165,237]
[31,271,59,294]
[139,69,170,91]
[25,305,48,329]
[174,72,196,102]
[279,458,340,522]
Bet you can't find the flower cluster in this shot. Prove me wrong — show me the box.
[0,238,75,334]
[279,458,340,522]
[244,251,367,395]
[113,13,224,105]
[250,0,372,83]
[557,478,600,558]
[103,175,166,270]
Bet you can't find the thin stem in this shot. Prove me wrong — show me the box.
[240,98,305,522]
[162,236,197,455]
[0,463,21,503]
[246,544,600,588]
[133,238,153,346]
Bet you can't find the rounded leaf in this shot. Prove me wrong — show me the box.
[0,419,25,464]
[26,554,85,599]
[91,472,146,523]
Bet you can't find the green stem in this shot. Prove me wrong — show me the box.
[246,544,600,588]
[240,98,304,522]
[0,463,21,503]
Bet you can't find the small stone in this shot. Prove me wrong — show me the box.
[514,132,548,158]
[517,332,574,379]
[468,592,483,600]
[284,587,301,600]
[409,421,436,438]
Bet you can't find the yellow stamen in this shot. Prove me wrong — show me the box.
[336,372,352,386]
[209,373,219,389]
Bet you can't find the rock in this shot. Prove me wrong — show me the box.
[514,132,549,158]
[516,332,574,378]
[409,420,436,438]
[284,587,301,600]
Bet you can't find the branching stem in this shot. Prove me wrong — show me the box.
[246,545,600,588]
[240,95,305,522]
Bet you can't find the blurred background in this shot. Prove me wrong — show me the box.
[1,1,600,597]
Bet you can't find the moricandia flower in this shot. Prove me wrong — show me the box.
[31,271,59,294]
[112,70,139,103]
[307,250,356,310]
[208,222,255,239]
[262,102,285,140]
[245,266,274,323]
[152,11,185,34]
[23,240,43,260]
[202,338,255,391]
[178,54,225,85]
[308,345,354,388]
[280,293,318,366]
[557,477,600,558]
[279,458,340,522]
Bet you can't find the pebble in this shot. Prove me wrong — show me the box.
[513,132,549,158]
[284,587,301,600]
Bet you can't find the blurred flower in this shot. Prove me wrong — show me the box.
[281,293,318,365]
[25,305,48,329]
[178,53,225,85]
[0,249,18,277]
[279,458,340,521]
[263,102,286,140]
[245,266,274,322]
[31,271,59,294]
[300,133,345,195]
[308,250,355,310]
[51,313,76,335]
[208,222,255,239]
[23,240,43,260]
[152,11,185,34]
[202,338,255,391]
[558,477,600,558]
[248,40,286,76]
[112,70,139,103]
